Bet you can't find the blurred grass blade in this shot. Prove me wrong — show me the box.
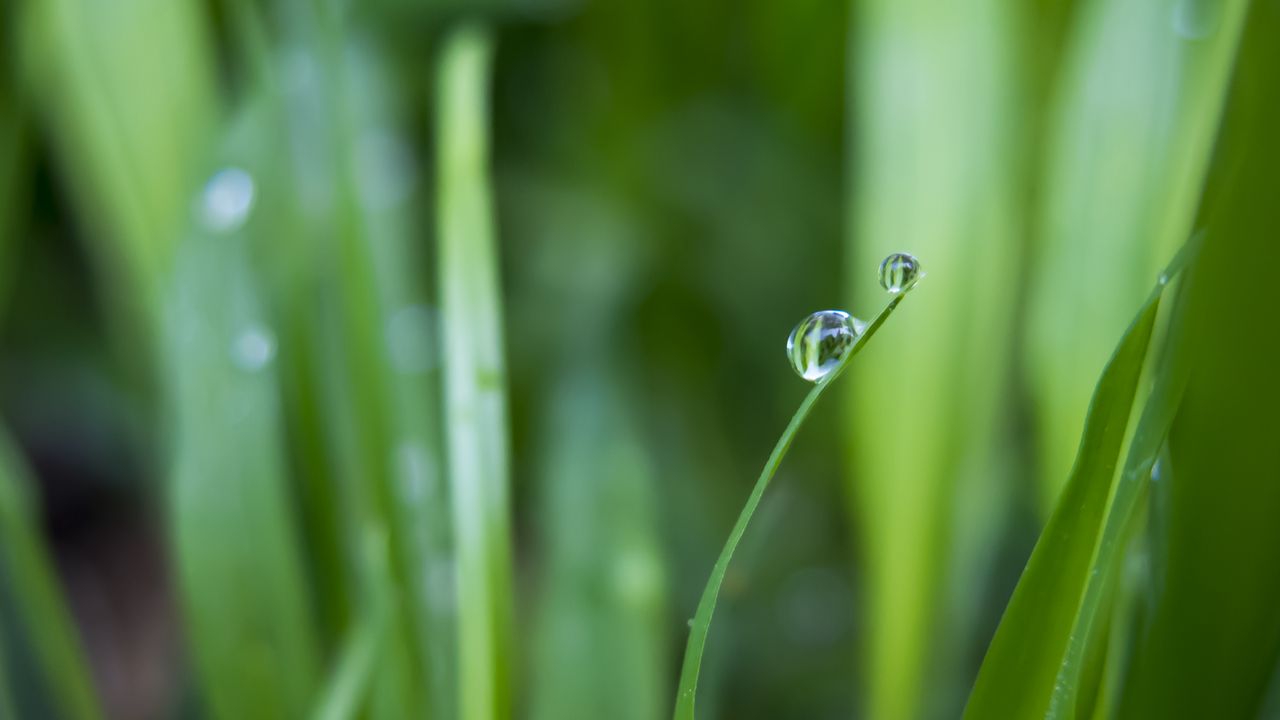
[20,0,215,309]
[1118,3,1280,714]
[0,427,102,720]
[1024,0,1248,508]
[310,532,394,720]
[436,23,514,720]
[530,369,667,720]
[964,265,1176,718]
[166,231,320,720]
[674,293,906,720]
[1048,246,1194,718]
[0,80,26,325]
[845,0,1021,715]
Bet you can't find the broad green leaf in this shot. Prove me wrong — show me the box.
[674,293,906,720]
[1118,4,1280,714]
[1024,0,1248,509]
[965,280,1163,719]
[166,232,320,720]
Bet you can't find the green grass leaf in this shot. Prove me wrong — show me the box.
[674,292,906,720]
[436,23,514,720]
[964,250,1188,718]
[166,233,321,720]
[0,427,102,720]
[1117,5,1280,713]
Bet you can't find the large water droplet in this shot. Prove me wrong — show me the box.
[787,310,863,382]
[232,325,276,371]
[200,168,256,232]
[878,252,922,294]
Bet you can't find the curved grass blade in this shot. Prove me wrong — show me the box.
[0,427,102,720]
[673,292,906,720]
[963,247,1192,719]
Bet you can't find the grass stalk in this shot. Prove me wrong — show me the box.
[673,293,907,720]
[0,427,102,720]
[436,22,514,720]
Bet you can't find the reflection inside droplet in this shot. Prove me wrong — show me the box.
[201,167,256,232]
[232,325,276,371]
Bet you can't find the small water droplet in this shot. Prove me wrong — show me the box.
[200,168,256,232]
[232,325,276,371]
[878,252,923,294]
[686,619,694,628]
[1158,272,1170,286]
[786,310,863,382]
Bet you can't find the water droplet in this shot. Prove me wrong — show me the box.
[686,619,694,628]
[200,168,256,232]
[232,325,276,371]
[1158,272,1170,286]
[878,252,923,294]
[386,305,436,374]
[786,310,863,382]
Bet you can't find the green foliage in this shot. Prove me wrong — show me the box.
[1,0,1279,718]
[675,294,906,719]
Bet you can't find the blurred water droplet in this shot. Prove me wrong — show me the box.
[232,325,276,371]
[878,252,923,294]
[686,619,694,628]
[786,310,863,382]
[1158,272,1170,286]
[386,305,436,374]
[1172,0,1218,40]
[200,168,256,232]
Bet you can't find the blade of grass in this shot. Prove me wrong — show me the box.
[845,0,1022,714]
[674,292,907,720]
[310,531,394,720]
[436,23,514,720]
[1024,0,1248,509]
[166,228,320,720]
[1046,245,1194,718]
[0,80,26,326]
[530,367,667,720]
[963,248,1189,718]
[0,427,102,720]
[1118,5,1280,713]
